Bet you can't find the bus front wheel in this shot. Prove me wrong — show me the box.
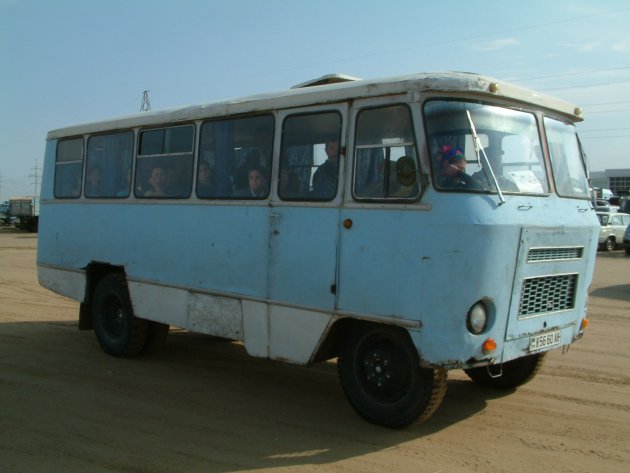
[464,352,546,389]
[92,273,150,357]
[337,324,447,428]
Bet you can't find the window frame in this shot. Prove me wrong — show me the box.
[135,123,195,199]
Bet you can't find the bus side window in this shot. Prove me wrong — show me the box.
[86,131,134,198]
[136,125,194,198]
[353,105,419,200]
[197,115,274,199]
[54,138,84,199]
[279,111,342,201]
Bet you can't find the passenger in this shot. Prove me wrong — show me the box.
[393,156,419,197]
[311,139,340,198]
[144,166,167,197]
[196,160,215,197]
[473,145,518,192]
[85,165,102,196]
[234,153,261,190]
[436,145,481,190]
[279,166,301,198]
[234,166,268,198]
[235,126,273,190]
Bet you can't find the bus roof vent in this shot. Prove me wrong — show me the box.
[291,73,362,89]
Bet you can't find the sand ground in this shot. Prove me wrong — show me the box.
[1,229,629,473]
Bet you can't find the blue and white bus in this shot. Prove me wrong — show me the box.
[37,72,599,428]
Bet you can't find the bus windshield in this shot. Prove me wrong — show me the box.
[424,100,549,195]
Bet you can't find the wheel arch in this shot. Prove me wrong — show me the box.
[312,317,416,363]
[79,262,126,330]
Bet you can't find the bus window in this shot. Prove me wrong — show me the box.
[85,131,134,198]
[424,101,548,194]
[136,125,194,198]
[544,117,590,199]
[54,137,84,198]
[197,115,274,199]
[279,111,342,201]
[353,105,419,199]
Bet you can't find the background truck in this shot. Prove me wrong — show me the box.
[9,196,39,232]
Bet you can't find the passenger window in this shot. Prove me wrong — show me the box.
[54,138,84,198]
[197,115,274,199]
[86,132,134,198]
[136,125,194,198]
[353,105,419,200]
[279,112,342,201]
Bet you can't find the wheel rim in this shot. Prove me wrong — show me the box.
[606,238,614,251]
[357,336,412,403]
[102,293,127,337]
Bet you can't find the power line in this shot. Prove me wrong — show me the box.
[578,127,630,133]
[510,66,630,84]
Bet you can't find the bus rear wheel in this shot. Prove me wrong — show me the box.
[337,324,447,428]
[92,273,150,357]
[464,352,546,389]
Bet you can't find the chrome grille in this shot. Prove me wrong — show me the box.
[518,274,577,317]
[527,247,583,262]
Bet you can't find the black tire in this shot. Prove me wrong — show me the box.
[92,273,150,357]
[337,324,447,428]
[464,352,546,389]
[624,247,630,256]
[605,237,615,252]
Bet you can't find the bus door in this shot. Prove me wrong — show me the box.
[268,105,347,312]
[337,100,424,320]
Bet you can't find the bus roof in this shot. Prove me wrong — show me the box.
[47,71,583,140]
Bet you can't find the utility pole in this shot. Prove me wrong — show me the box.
[30,160,40,198]
[140,90,151,112]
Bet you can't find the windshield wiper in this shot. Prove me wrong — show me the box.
[466,110,505,205]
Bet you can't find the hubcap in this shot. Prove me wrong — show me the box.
[359,343,411,402]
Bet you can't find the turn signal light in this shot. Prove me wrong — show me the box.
[580,318,589,331]
[482,338,497,354]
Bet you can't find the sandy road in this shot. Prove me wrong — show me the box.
[1,229,629,473]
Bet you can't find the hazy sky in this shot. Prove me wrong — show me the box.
[1,0,629,200]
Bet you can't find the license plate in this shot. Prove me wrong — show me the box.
[529,330,561,352]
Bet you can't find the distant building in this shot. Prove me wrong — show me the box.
[589,168,630,196]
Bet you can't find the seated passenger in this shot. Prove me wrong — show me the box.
[279,167,301,199]
[436,145,481,190]
[144,166,167,197]
[196,161,216,197]
[472,145,519,192]
[234,166,268,198]
[85,165,102,197]
[311,139,339,199]
[392,156,419,197]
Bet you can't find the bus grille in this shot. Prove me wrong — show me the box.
[518,274,577,317]
[527,247,583,262]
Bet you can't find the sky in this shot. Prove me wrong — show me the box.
[1,0,629,201]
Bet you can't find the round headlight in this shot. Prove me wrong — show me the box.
[467,302,488,334]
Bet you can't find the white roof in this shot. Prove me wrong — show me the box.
[47,71,583,140]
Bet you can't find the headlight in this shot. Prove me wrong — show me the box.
[467,302,488,334]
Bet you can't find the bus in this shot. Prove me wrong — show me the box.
[37,72,599,428]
